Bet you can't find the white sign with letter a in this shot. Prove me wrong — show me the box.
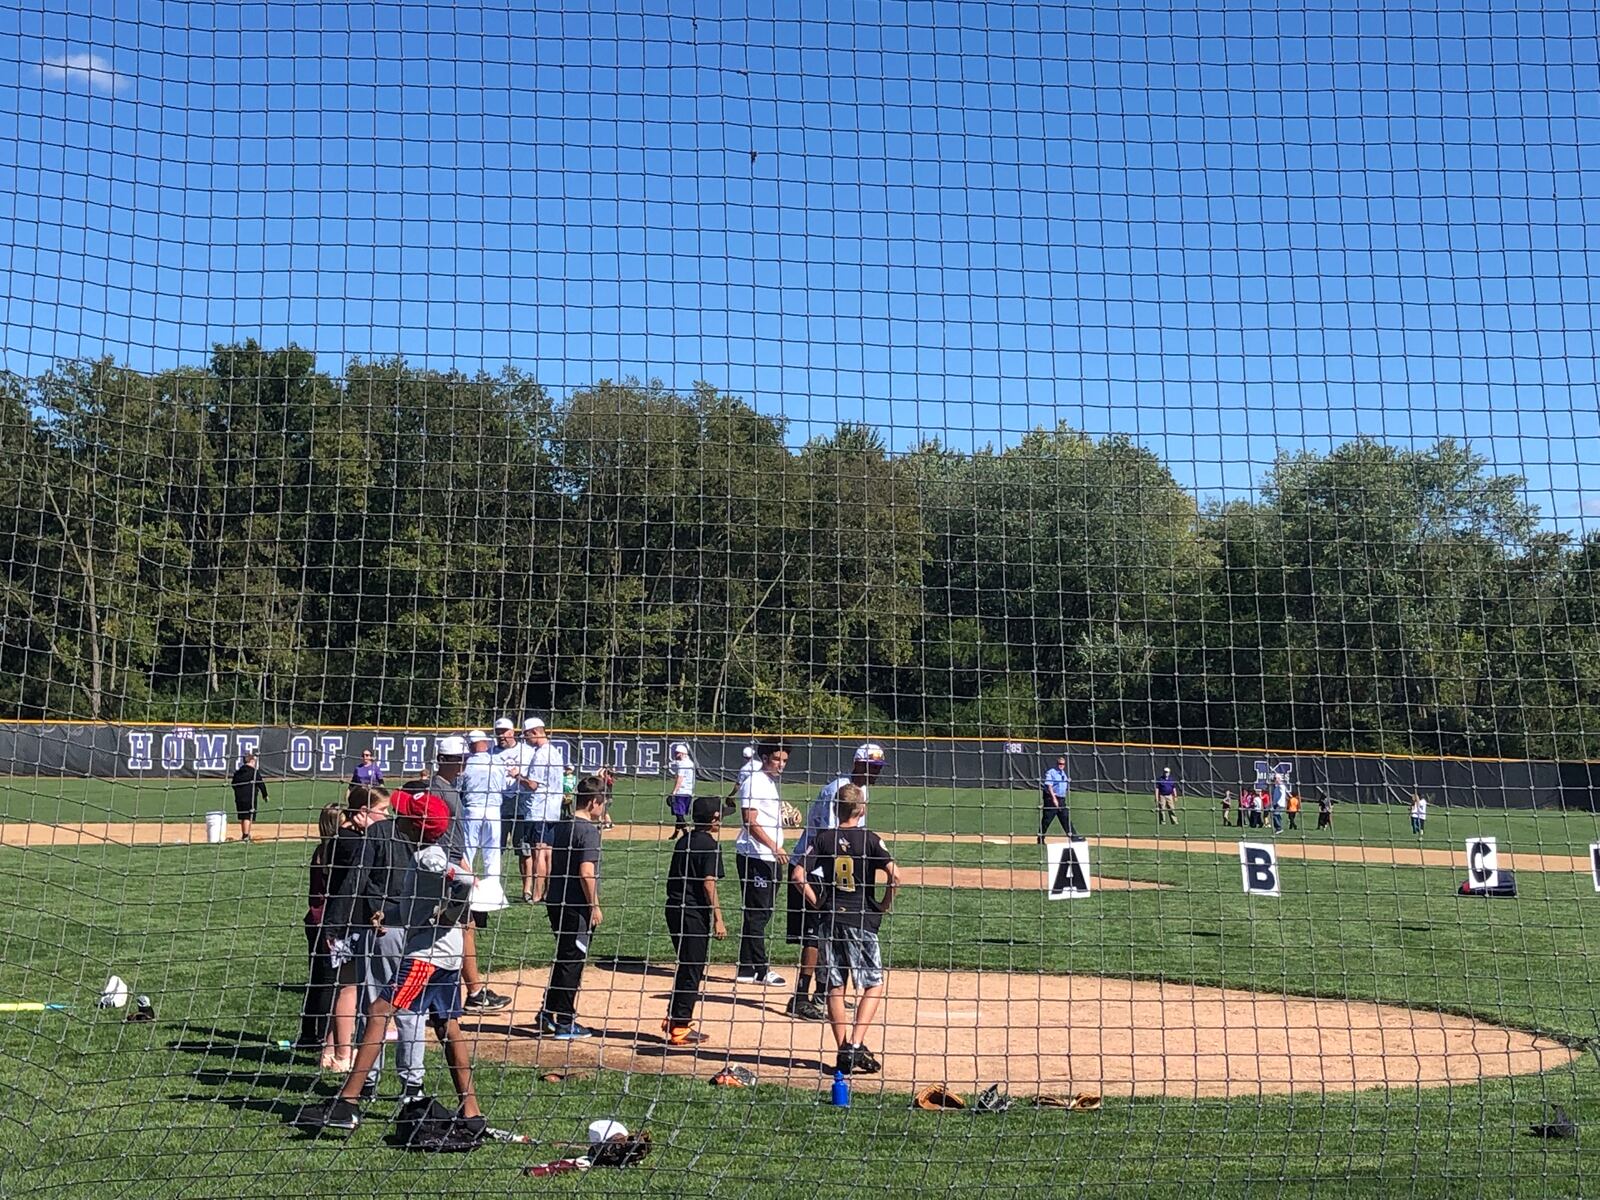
[1465,837,1499,891]
[1239,842,1280,896]
[1046,840,1091,900]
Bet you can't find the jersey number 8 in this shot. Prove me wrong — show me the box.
[833,855,856,893]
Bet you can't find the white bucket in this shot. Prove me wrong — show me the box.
[204,811,227,844]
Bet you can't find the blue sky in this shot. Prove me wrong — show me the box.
[2,0,1598,531]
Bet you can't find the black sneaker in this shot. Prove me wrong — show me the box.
[785,996,826,1022]
[835,1045,860,1076]
[400,1082,425,1103]
[453,1111,488,1142]
[294,1096,361,1131]
[464,987,512,1012]
[357,1079,378,1101]
[852,1045,882,1074]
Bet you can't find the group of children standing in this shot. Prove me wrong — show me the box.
[1222,781,1333,831]
[293,734,903,1135]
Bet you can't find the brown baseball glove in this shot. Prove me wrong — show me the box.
[913,1084,967,1111]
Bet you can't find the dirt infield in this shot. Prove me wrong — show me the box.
[4,820,1593,875]
[465,961,1576,1098]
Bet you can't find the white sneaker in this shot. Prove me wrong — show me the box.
[757,971,786,987]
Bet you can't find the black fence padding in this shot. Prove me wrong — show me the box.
[0,723,1591,811]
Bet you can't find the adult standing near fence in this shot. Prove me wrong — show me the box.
[460,729,511,916]
[1154,767,1179,826]
[230,751,268,843]
[521,718,565,905]
[351,748,384,788]
[1039,756,1077,842]
[428,735,510,1014]
[734,739,790,987]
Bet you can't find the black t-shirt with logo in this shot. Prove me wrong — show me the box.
[801,826,893,933]
[666,829,725,921]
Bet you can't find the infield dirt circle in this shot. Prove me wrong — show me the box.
[467,963,1575,1099]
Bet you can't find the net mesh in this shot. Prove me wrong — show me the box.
[2,3,1598,1197]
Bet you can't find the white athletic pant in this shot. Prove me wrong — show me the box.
[463,806,503,877]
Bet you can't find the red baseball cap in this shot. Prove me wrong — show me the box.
[392,790,451,843]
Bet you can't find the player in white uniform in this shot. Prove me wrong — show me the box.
[786,742,886,1018]
[490,718,534,901]
[521,717,566,904]
[723,744,758,815]
[666,742,697,837]
[459,730,510,914]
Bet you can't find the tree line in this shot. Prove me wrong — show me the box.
[2,339,1596,760]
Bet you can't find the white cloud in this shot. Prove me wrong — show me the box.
[40,52,131,96]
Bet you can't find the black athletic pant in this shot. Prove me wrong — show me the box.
[544,903,593,1022]
[1317,811,1331,830]
[736,854,776,975]
[299,920,337,1045]
[1041,804,1075,837]
[667,908,712,1024]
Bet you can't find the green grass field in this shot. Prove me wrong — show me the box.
[2,816,1599,1198]
[7,774,1600,857]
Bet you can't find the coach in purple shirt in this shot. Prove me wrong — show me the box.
[351,749,384,788]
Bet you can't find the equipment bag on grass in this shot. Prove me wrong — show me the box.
[392,1096,484,1153]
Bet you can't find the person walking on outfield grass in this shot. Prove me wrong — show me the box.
[662,795,727,1046]
[427,737,510,1014]
[230,751,268,842]
[792,784,900,1077]
[1409,793,1427,836]
[667,742,697,838]
[1316,793,1333,830]
[734,740,790,987]
[295,789,485,1135]
[1154,768,1179,825]
[787,742,887,1020]
[1039,755,1077,842]
[537,775,608,1039]
[1286,790,1301,830]
[1220,790,1234,827]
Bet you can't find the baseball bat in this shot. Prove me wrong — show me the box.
[0,1002,68,1012]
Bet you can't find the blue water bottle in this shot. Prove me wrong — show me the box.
[831,1070,851,1107]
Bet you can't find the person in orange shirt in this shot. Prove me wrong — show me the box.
[1286,791,1302,831]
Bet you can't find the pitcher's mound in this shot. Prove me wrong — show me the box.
[467,963,1574,1098]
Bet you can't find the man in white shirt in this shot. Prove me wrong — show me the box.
[786,742,886,1019]
[666,742,696,837]
[521,717,566,905]
[491,719,533,901]
[460,730,510,914]
[733,740,790,986]
[723,744,758,815]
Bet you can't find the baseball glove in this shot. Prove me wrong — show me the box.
[974,1084,1012,1114]
[587,1129,653,1168]
[780,801,803,829]
[709,1065,757,1087]
[1030,1091,1101,1111]
[913,1084,967,1111]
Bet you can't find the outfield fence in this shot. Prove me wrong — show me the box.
[2,722,1592,809]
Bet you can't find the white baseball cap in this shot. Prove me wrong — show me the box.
[467,729,489,743]
[588,1119,628,1145]
[493,717,514,732]
[854,742,886,765]
[524,717,545,731]
[742,745,756,759]
[671,742,689,756]
[436,735,468,757]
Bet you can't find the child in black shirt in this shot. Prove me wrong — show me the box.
[663,795,727,1045]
